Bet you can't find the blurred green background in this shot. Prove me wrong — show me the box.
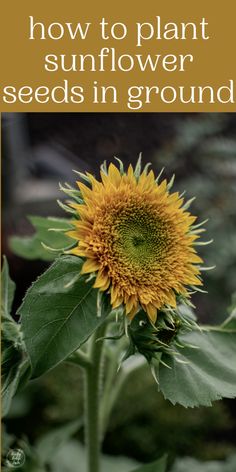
[2,112,236,470]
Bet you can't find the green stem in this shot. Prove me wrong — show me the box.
[100,354,146,438]
[84,322,107,472]
[200,325,235,333]
[67,350,92,369]
[99,337,127,438]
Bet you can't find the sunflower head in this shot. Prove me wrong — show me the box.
[63,156,206,323]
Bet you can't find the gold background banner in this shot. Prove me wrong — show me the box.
[0,0,236,111]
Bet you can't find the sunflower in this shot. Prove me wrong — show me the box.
[66,159,204,322]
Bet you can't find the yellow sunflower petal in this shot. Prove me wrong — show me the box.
[69,247,86,257]
[108,163,122,187]
[81,259,100,274]
[93,271,109,289]
[77,182,93,201]
[67,230,79,240]
[145,304,157,323]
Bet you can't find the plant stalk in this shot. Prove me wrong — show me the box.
[84,322,107,472]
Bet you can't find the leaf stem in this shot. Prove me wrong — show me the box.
[99,337,127,438]
[199,325,236,333]
[67,350,92,369]
[100,351,146,439]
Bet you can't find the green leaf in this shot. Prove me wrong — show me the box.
[171,454,236,472]
[130,455,167,472]
[9,216,75,261]
[1,257,31,416]
[1,338,22,416]
[1,256,16,320]
[2,320,21,344]
[35,420,82,465]
[157,328,236,408]
[50,441,140,472]
[19,255,111,378]
[1,334,31,417]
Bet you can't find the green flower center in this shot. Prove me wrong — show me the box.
[132,235,145,247]
[111,205,170,271]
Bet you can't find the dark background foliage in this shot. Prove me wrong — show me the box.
[2,112,236,465]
